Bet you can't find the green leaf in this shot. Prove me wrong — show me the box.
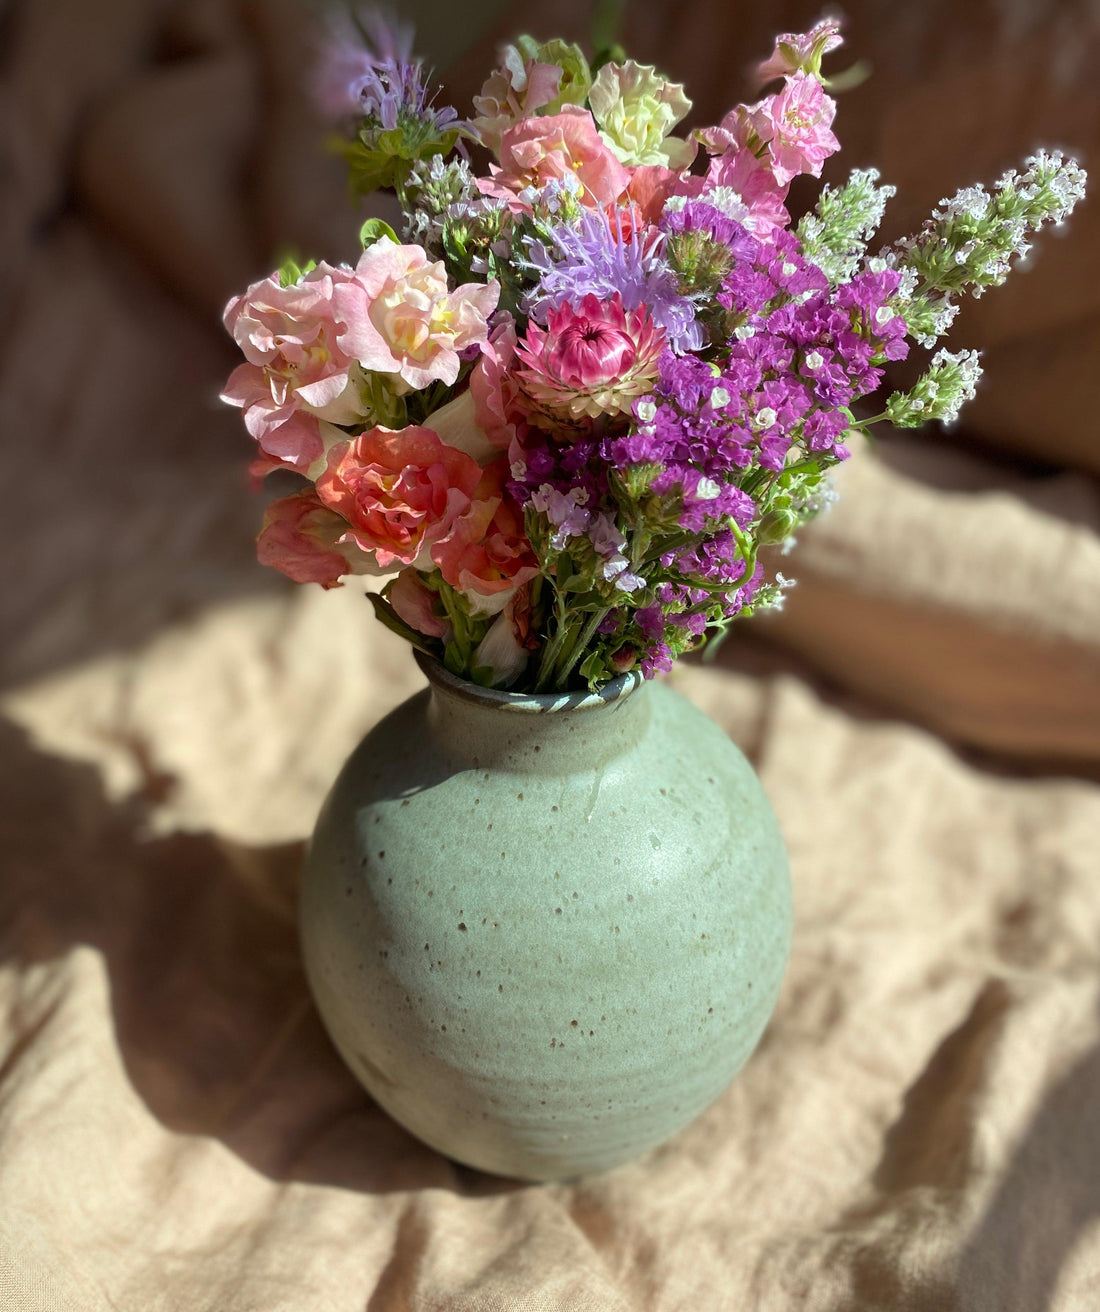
[276,253,317,287]
[579,651,606,688]
[359,218,398,249]
[365,592,439,657]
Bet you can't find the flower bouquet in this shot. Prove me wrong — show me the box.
[223,13,1087,1182]
[221,13,1085,694]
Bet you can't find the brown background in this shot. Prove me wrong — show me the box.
[2,1,1099,1308]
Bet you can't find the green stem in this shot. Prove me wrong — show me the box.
[554,607,611,690]
[533,589,571,692]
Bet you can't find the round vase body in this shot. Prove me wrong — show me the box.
[300,657,791,1181]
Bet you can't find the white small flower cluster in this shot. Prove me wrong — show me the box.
[797,167,896,284]
[1012,149,1088,224]
[885,149,1087,343]
[884,348,982,428]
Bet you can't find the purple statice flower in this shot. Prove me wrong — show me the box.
[661,202,764,265]
[524,209,701,352]
[589,514,645,593]
[635,605,665,641]
[651,466,755,533]
[313,8,458,133]
[835,267,909,360]
[640,641,674,679]
[668,611,708,636]
[764,230,830,298]
[528,484,591,550]
[802,407,850,456]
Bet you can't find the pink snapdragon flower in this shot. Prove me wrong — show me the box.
[478,107,630,210]
[256,490,374,588]
[389,567,451,638]
[701,147,791,233]
[758,74,839,185]
[756,20,843,85]
[470,320,528,450]
[470,47,564,154]
[336,239,499,391]
[515,293,666,423]
[432,458,539,613]
[221,262,370,472]
[316,425,482,570]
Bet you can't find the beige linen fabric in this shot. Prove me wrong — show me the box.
[2,1,1100,1308]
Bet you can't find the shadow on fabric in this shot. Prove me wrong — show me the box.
[0,715,520,1199]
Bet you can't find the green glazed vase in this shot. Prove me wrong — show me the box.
[300,653,791,1181]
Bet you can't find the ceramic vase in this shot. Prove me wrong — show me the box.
[299,652,791,1181]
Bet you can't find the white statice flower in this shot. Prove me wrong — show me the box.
[698,186,751,222]
[796,168,896,284]
[602,557,646,593]
[885,348,982,427]
[530,484,591,550]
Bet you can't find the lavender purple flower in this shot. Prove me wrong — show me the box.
[525,209,701,351]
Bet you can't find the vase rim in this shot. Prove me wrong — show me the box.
[414,650,645,715]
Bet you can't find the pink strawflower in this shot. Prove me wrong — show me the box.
[316,425,482,570]
[755,20,843,86]
[336,239,499,392]
[515,293,666,423]
[221,262,370,472]
[256,490,374,588]
[759,74,839,185]
[432,458,539,613]
[477,107,630,210]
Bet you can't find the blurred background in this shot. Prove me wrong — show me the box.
[3,0,1098,764]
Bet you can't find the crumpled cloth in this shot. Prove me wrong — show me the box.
[2,1,1099,1309]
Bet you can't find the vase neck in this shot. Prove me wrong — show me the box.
[424,677,651,776]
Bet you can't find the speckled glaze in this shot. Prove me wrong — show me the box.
[300,653,791,1181]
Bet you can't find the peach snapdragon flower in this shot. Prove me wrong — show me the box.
[477,107,629,210]
[431,458,539,613]
[256,490,374,588]
[336,239,499,391]
[316,425,482,570]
